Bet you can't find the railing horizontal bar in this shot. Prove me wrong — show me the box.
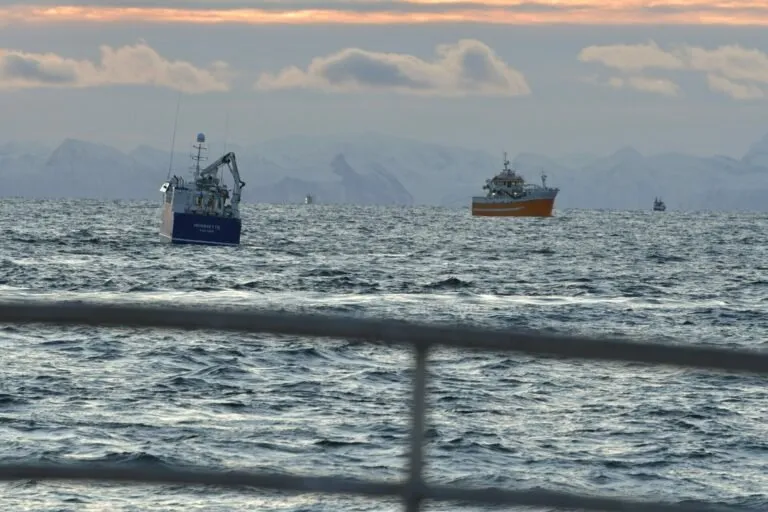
[0,463,401,496]
[425,485,737,511]
[0,301,766,375]
[0,464,736,512]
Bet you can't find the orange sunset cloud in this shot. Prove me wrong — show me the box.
[1,1,767,26]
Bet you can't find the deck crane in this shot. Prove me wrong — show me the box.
[197,152,246,217]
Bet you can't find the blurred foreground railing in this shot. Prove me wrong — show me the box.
[0,301,766,512]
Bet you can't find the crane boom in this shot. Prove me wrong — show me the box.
[198,151,246,214]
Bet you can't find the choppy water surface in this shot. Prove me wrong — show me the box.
[0,198,767,511]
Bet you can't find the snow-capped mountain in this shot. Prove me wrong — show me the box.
[2,131,768,211]
[513,144,768,211]
[4,139,158,200]
[0,136,416,205]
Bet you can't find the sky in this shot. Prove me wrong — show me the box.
[2,1,768,158]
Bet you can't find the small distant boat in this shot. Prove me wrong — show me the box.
[305,194,313,205]
[471,153,559,217]
[159,132,246,246]
[653,197,666,212]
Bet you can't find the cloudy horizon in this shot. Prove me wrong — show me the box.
[2,1,768,159]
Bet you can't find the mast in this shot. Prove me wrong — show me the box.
[191,132,208,180]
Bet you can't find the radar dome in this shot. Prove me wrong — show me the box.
[196,133,206,143]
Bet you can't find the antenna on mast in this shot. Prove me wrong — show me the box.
[166,89,182,180]
[191,132,207,180]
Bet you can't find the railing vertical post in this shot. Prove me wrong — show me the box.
[405,344,429,512]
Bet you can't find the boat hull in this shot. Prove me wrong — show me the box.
[471,197,556,217]
[160,207,242,246]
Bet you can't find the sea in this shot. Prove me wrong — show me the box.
[0,198,766,511]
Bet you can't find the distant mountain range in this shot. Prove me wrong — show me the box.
[2,131,768,211]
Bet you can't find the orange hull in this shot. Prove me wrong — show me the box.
[471,198,555,217]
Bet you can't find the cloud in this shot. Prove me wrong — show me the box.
[609,75,680,96]
[2,1,768,26]
[579,41,683,72]
[0,43,230,92]
[578,41,768,100]
[255,39,530,97]
[707,74,764,100]
[0,1,574,13]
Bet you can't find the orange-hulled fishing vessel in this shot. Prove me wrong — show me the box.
[471,153,559,217]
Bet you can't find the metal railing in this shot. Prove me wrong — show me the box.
[0,300,766,512]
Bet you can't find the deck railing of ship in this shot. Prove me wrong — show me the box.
[0,301,764,512]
